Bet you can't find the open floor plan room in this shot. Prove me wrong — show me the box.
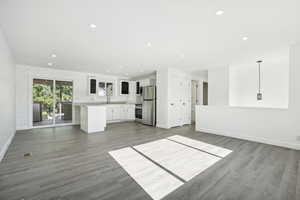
[1,0,300,199]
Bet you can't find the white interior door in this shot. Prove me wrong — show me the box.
[182,80,191,125]
[168,75,185,127]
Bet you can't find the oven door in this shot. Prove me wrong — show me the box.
[135,107,142,120]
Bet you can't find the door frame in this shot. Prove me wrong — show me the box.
[29,75,74,128]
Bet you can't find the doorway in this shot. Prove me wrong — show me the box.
[191,80,198,122]
[32,79,73,127]
[203,82,208,105]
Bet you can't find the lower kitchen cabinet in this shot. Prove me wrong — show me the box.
[106,104,135,123]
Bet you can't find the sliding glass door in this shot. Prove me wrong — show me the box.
[32,79,73,127]
[55,80,73,124]
[32,79,54,126]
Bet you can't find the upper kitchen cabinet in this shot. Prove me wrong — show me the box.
[138,79,156,87]
[129,81,136,96]
[89,76,97,95]
[139,79,150,87]
[88,76,115,96]
[120,80,129,95]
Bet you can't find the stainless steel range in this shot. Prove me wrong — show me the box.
[135,104,142,122]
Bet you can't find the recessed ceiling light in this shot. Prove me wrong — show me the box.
[48,62,53,66]
[90,24,97,29]
[216,10,224,16]
[242,36,248,41]
[51,54,57,58]
[147,42,152,47]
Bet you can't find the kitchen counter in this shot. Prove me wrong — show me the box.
[73,102,135,106]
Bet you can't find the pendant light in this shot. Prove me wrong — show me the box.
[257,60,262,100]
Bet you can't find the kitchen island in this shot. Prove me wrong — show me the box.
[80,105,106,133]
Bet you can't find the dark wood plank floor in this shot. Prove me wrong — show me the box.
[1,122,300,200]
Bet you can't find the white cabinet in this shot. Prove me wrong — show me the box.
[129,81,136,95]
[120,106,127,120]
[80,105,106,133]
[106,105,121,121]
[120,105,135,120]
[139,79,151,87]
[125,105,135,120]
[106,107,113,121]
[112,106,121,120]
[106,104,135,123]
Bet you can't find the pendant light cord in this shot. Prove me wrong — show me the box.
[258,62,261,93]
[257,60,262,94]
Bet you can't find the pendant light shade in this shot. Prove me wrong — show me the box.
[257,60,262,101]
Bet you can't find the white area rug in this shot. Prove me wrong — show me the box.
[109,147,183,200]
[133,139,221,181]
[167,135,232,157]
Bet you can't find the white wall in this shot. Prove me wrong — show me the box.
[196,43,300,150]
[156,69,169,128]
[289,43,300,130]
[196,106,297,148]
[208,67,229,106]
[16,65,131,130]
[229,48,289,108]
[0,28,15,161]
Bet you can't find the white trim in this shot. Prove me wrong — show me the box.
[32,123,77,129]
[107,119,135,124]
[197,128,300,150]
[156,124,170,129]
[17,123,78,131]
[0,132,15,162]
[16,126,32,131]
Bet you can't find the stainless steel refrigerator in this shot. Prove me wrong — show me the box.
[142,86,156,126]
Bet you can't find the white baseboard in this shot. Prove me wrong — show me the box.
[0,132,15,162]
[16,126,32,131]
[197,128,300,150]
[156,124,170,129]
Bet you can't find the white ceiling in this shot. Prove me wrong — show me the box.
[0,0,300,77]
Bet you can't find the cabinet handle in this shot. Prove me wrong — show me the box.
[170,103,174,106]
